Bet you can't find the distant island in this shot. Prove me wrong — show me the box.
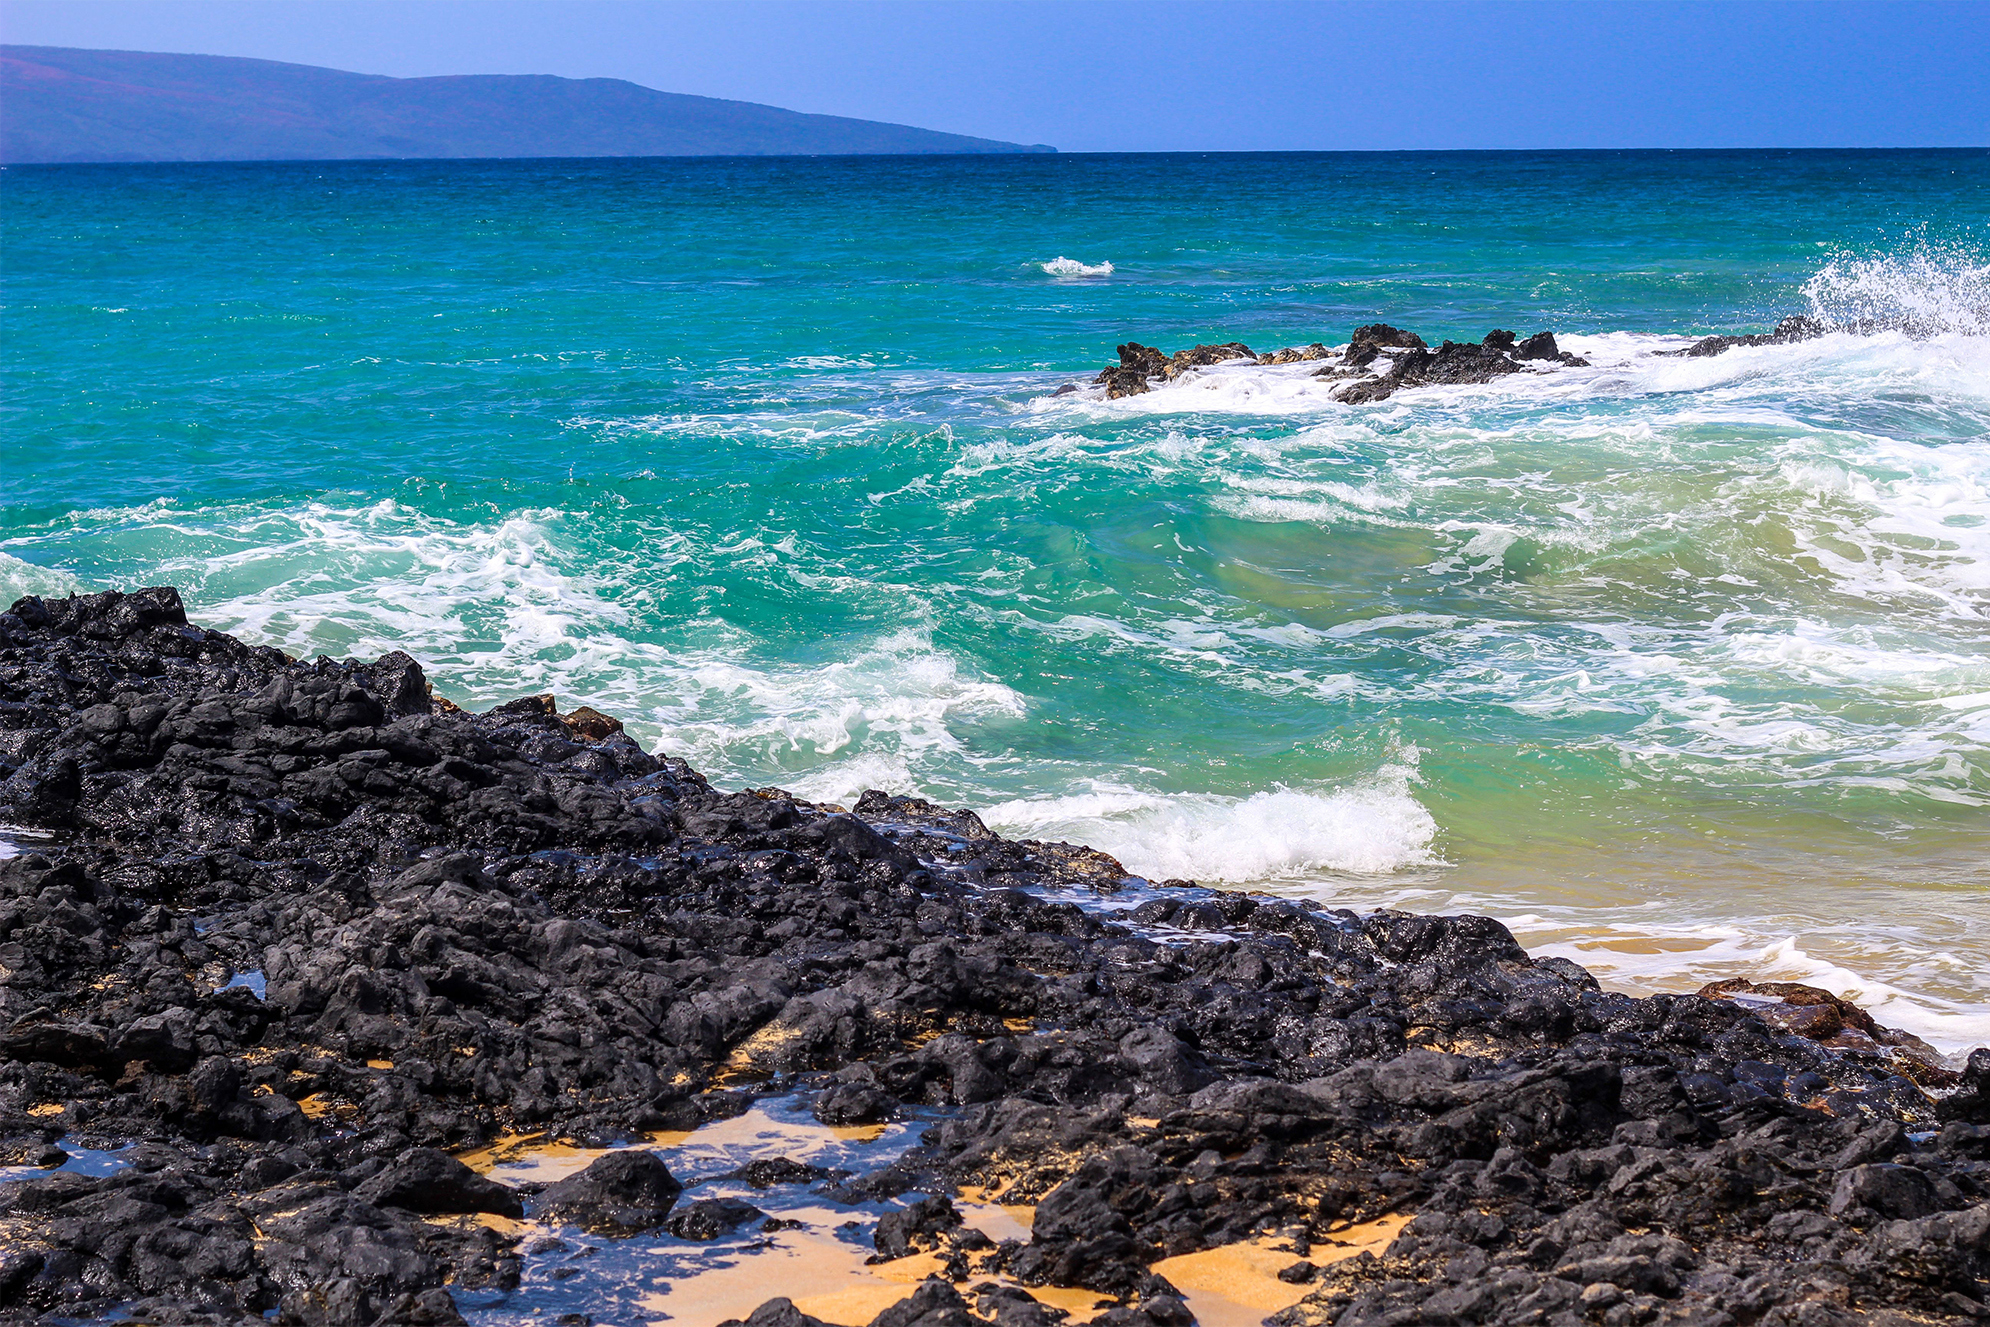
[0,45,1056,164]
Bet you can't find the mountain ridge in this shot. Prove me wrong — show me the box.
[0,44,1055,163]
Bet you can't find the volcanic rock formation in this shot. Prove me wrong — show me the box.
[0,588,1985,1326]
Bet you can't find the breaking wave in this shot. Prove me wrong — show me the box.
[1803,239,1990,337]
[980,764,1440,881]
[1039,256,1114,277]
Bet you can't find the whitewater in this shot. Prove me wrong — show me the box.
[4,148,1986,1052]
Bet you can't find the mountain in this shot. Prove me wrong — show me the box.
[0,45,1054,164]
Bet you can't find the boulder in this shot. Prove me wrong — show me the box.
[663,1196,765,1239]
[536,1150,682,1234]
[875,1195,963,1260]
[718,1301,834,1327]
[353,1148,523,1218]
[1830,1163,1940,1221]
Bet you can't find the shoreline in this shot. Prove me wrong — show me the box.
[1,588,1987,1327]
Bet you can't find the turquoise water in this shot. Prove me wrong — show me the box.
[5,150,1989,1048]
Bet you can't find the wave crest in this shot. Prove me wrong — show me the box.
[1040,256,1113,277]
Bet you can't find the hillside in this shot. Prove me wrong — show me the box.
[0,45,1054,163]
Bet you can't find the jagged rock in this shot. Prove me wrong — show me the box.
[1091,340,1256,397]
[1260,343,1333,364]
[560,705,623,741]
[1095,342,1172,398]
[1944,1050,1990,1123]
[1350,323,1428,351]
[1167,341,1255,374]
[718,1156,836,1188]
[1335,336,1525,403]
[874,1194,963,1260]
[1086,321,1596,405]
[867,1279,977,1327]
[1700,978,1956,1085]
[814,1079,897,1125]
[1831,1163,1940,1220]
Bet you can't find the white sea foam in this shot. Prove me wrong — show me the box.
[1045,307,1990,423]
[1039,257,1114,277]
[1511,919,1990,1055]
[649,631,1028,787]
[981,764,1440,881]
[11,497,1027,798]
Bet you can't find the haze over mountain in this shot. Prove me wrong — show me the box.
[0,44,1055,163]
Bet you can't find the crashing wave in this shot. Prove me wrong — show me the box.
[1804,240,1990,338]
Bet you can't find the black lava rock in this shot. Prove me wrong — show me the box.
[354,1147,524,1218]
[536,1151,683,1234]
[874,1194,963,1260]
[662,1196,765,1240]
[0,587,1981,1327]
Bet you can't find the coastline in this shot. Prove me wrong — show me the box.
[9,152,1987,1070]
[2,588,1986,1327]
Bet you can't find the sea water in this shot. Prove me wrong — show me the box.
[4,149,1986,1052]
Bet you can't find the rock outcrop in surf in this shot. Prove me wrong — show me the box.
[1084,305,1975,405]
[1669,315,1829,358]
[1,589,1986,1326]
[1091,325,1590,403]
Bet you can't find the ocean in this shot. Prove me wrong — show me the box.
[4,148,1987,1053]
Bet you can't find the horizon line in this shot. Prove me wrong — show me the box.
[6,144,1988,169]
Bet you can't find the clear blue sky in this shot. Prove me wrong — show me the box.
[3,0,1985,152]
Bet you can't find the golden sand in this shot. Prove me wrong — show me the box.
[1152,1212,1412,1327]
[953,1195,1034,1243]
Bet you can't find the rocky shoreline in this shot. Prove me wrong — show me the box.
[1,589,1986,1327]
